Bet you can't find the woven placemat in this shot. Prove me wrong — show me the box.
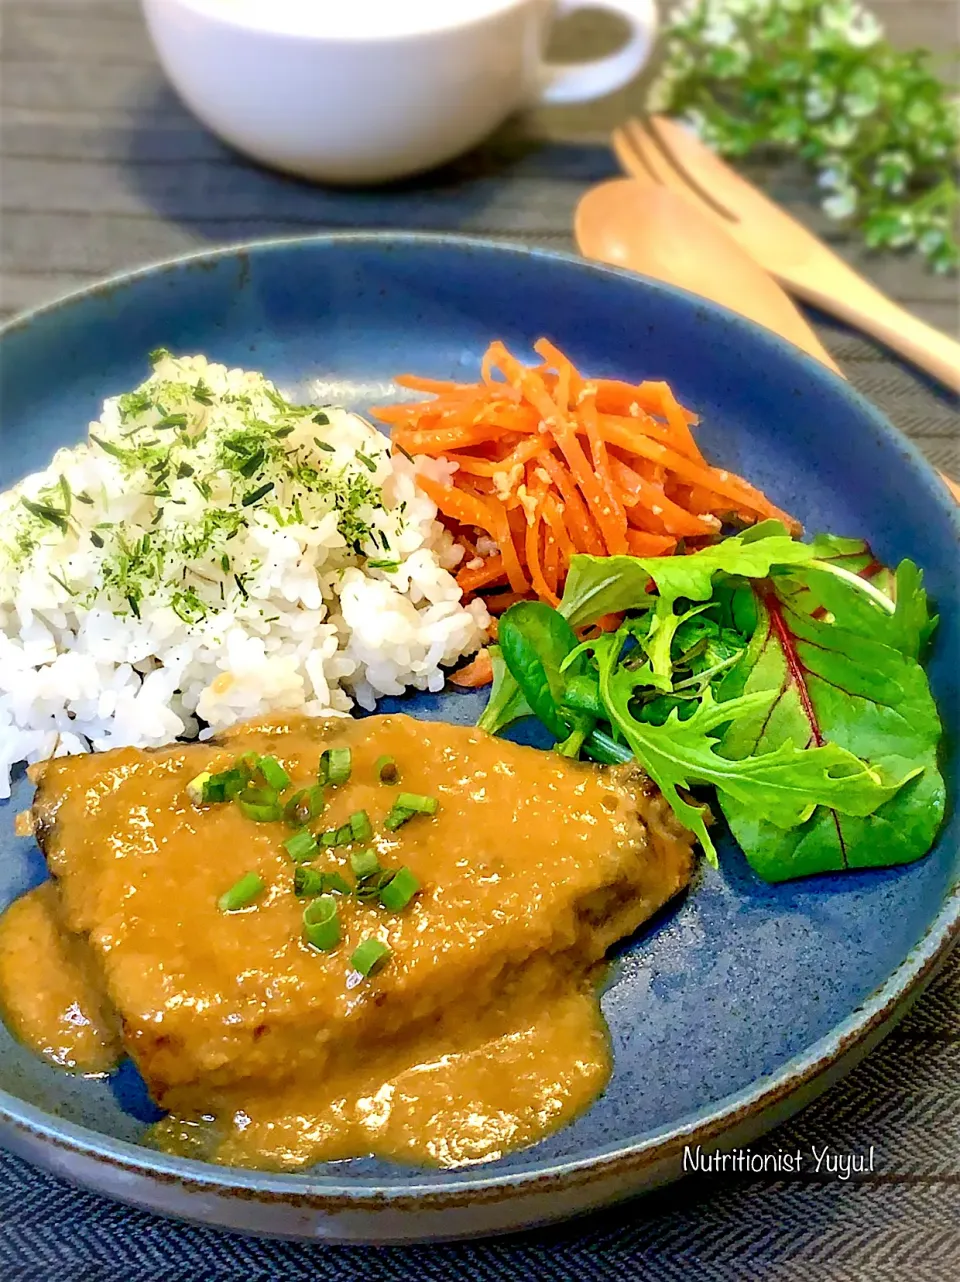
[1,2,958,1277]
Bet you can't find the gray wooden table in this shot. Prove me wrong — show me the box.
[1,2,958,1278]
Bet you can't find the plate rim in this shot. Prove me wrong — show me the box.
[1,229,957,1205]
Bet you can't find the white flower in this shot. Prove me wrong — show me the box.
[819,117,859,149]
[844,68,882,119]
[846,6,883,48]
[818,164,849,191]
[666,0,702,23]
[805,86,836,121]
[665,39,696,75]
[815,1,884,47]
[917,227,946,255]
[822,189,858,220]
[702,13,737,45]
[887,212,917,248]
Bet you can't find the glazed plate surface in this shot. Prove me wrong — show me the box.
[0,235,957,1241]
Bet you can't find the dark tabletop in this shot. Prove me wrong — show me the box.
[1,2,958,1278]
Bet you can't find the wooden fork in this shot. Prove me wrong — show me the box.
[613,115,960,393]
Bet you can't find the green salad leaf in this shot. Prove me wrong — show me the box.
[498,602,583,740]
[889,560,939,659]
[591,629,910,867]
[716,557,944,880]
[476,645,530,736]
[559,520,814,626]
[479,526,944,882]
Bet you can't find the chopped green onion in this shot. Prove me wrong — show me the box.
[238,751,260,779]
[238,784,277,805]
[350,938,391,977]
[294,867,352,898]
[217,872,265,912]
[223,769,250,799]
[284,785,325,827]
[383,807,414,832]
[349,810,373,843]
[374,755,399,783]
[302,895,340,952]
[312,411,330,425]
[194,766,245,804]
[238,800,282,823]
[354,871,391,901]
[319,747,351,787]
[383,793,438,831]
[258,755,291,791]
[395,793,438,815]
[204,767,247,803]
[295,865,324,898]
[201,777,226,803]
[284,830,318,863]
[237,786,282,823]
[186,771,211,804]
[319,823,353,848]
[350,848,380,880]
[379,866,420,912]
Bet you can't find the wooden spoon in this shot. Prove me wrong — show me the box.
[574,178,960,501]
[576,179,841,371]
[643,117,960,394]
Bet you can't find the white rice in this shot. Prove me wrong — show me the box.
[0,353,489,797]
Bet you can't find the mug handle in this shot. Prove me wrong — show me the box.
[538,0,658,105]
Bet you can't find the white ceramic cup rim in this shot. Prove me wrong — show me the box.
[167,0,540,41]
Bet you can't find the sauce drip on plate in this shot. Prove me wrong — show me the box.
[0,881,121,1075]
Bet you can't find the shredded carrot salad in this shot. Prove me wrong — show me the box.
[372,339,798,609]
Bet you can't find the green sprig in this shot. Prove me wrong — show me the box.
[652,0,959,272]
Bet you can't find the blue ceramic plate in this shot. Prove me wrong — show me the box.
[0,235,957,1242]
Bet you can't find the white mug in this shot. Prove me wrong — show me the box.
[141,0,659,184]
